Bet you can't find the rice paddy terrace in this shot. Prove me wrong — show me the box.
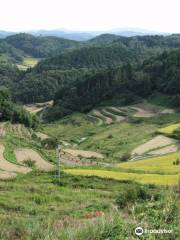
[87,103,175,125]
[0,102,179,186]
[0,103,179,239]
[41,102,180,186]
[16,57,40,71]
[0,123,55,180]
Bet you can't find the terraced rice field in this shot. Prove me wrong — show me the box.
[64,169,179,185]
[132,135,176,155]
[90,110,113,124]
[0,144,31,175]
[0,126,54,179]
[100,109,125,122]
[87,103,170,126]
[131,106,156,118]
[17,57,40,71]
[149,145,179,155]
[5,123,32,138]
[0,170,16,179]
[64,148,180,186]
[116,151,180,174]
[24,100,53,114]
[88,107,126,125]
[63,149,104,159]
[36,132,49,140]
[158,123,180,134]
[15,148,54,171]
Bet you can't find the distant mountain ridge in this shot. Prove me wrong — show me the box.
[0,31,15,38]
[0,28,172,41]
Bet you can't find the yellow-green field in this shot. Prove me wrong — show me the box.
[65,151,180,186]
[64,169,179,185]
[116,152,180,174]
[158,123,180,134]
[17,57,40,70]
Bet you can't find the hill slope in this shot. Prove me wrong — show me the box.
[6,33,81,58]
[44,50,180,120]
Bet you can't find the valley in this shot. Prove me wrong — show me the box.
[0,31,179,239]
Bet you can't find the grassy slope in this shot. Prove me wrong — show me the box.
[42,113,157,161]
[0,171,179,239]
[42,110,180,186]
[0,108,179,239]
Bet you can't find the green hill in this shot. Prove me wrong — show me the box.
[6,33,81,58]
[36,45,138,71]
[1,33,180,105]
[44,50,180,120]
[0,40,24,63]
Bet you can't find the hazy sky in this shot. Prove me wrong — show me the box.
[0,0,180,32]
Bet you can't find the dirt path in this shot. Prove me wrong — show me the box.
[63,149,104,159]
[0,144,31,174]
[15,148,54,171]
[132,135,175,155]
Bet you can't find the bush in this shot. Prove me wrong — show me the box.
[173,159,180,165]
[23,159,36,168]
[41,138,58,149]
[120,153,131,162]
[116,184,151,208]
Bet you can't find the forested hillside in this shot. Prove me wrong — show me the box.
[0,40,24,63]
[6,33,81,58]
[0,87,38,127]
[14,69,97,103]
[44,50,180,120]
[87,34,180,50]
[36,45,138,71]
[0,63,21,89]
[0,33,180,106]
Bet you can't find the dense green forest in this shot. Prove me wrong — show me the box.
[0,40,24,63]
[1,33,180,64]
[36,45,139,71]
[6,33,81,58]
[0,63,21,89]
[0,33,180,114]
[14,68,97,103]
[0,87,38,127]
[44,50,180,120]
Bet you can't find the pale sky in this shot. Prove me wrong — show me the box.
[0,0,180,33]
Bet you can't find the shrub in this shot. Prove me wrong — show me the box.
[41,138,58,149]
[173,159,180,165]
[23,159,35,168]
[107,134,113,139]
[116,184,151,208]
[120,153,131,162]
